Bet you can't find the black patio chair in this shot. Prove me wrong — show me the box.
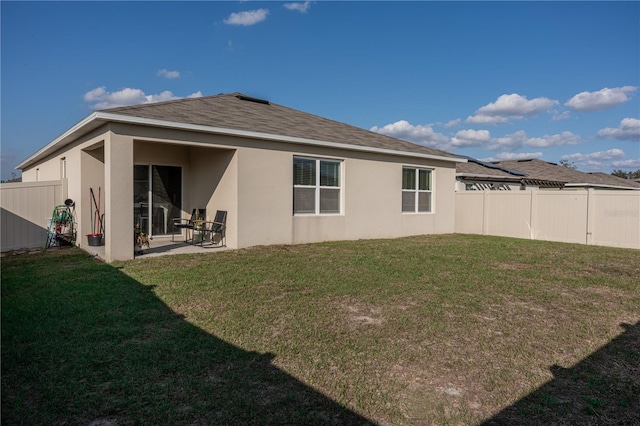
[198,210,227,247]
[172,208,205,242]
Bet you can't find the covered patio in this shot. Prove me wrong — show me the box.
[84,237,231,261]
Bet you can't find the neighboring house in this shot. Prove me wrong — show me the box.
[456,158,640,191]
[17,92,465,261]
[585,172,640,190]
[455,157,564,191]
[492,159,640,191]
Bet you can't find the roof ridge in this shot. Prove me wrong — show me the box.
[98,92,244,113]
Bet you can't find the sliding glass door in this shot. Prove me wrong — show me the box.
[134,165,182,236]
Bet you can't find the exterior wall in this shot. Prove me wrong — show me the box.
[191,147,238,246]
[236,144,457,247]
[0,180,66,251]
[80,144,105,245]
[104,132,134,262]
[236,148,292,247]
[455,190,640,249]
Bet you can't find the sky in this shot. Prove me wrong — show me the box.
[1,1,639,181]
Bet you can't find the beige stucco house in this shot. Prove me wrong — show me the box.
[17,93,465,262]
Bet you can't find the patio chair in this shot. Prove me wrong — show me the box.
[172,208,205,242]
[198,210,227,247]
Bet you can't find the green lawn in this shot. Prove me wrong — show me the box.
[2,234,639,425]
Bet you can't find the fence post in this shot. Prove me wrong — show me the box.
[482,190,489,235]
[586,189,594,245]
[529,189,537,240]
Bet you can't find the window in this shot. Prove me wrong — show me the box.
[293,157,341,215]
[402,167,432,213]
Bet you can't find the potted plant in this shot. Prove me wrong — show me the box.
[134,223,151,255]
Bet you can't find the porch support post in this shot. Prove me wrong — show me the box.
[104,131,134,261]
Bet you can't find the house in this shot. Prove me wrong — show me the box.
[493,159,640,190]
[585,172,640,190]
[456,158,640,191]
[16,93,465,261]
[455,157,564,191]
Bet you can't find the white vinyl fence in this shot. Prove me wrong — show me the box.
[1,180,66,251]
[455,189,640,249]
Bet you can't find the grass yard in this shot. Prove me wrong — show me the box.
[2,234,639,425]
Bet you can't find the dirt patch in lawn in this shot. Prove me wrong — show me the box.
[338,301,385,328]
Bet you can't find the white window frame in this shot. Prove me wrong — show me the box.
[293,156,342,216]
[402,166,434,213]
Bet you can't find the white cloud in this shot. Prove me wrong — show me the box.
[597,117,640,141]
[481,152,543,162]
[488,130,527,150]
[561,149,626,162]
[84,86,107,102]
[612,158,640,168]
[450,129,491,147]
[435,118,462,129]
[224,9,269,26]
[370,120,449,148]
[525,131,580,148]
[84,86,203,109]
[478,94,558,116]
[485,130,579,150]
[552,110,571,121]
[467,93,558,124]
[466,114,510,125]
[561,148,627,170]
[157,69,180,79]
[443,118,461,129]
[565,86,637,112]
[284,1,312,13]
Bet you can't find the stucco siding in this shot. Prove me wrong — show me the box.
[191,147,238,248]
[236,148,293,247]
[231,144,457,248]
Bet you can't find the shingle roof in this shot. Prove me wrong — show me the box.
[587,172,640,188]
[456,159,522,178]
[456,157,564,187]
[494,159,640,189]
[102,92,460,160]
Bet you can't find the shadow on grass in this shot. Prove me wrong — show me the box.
[1,250,373,425]
[483,321,640,425]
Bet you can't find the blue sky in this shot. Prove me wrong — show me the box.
[2,1,639,181]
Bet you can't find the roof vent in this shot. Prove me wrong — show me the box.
[236,94,270,105]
